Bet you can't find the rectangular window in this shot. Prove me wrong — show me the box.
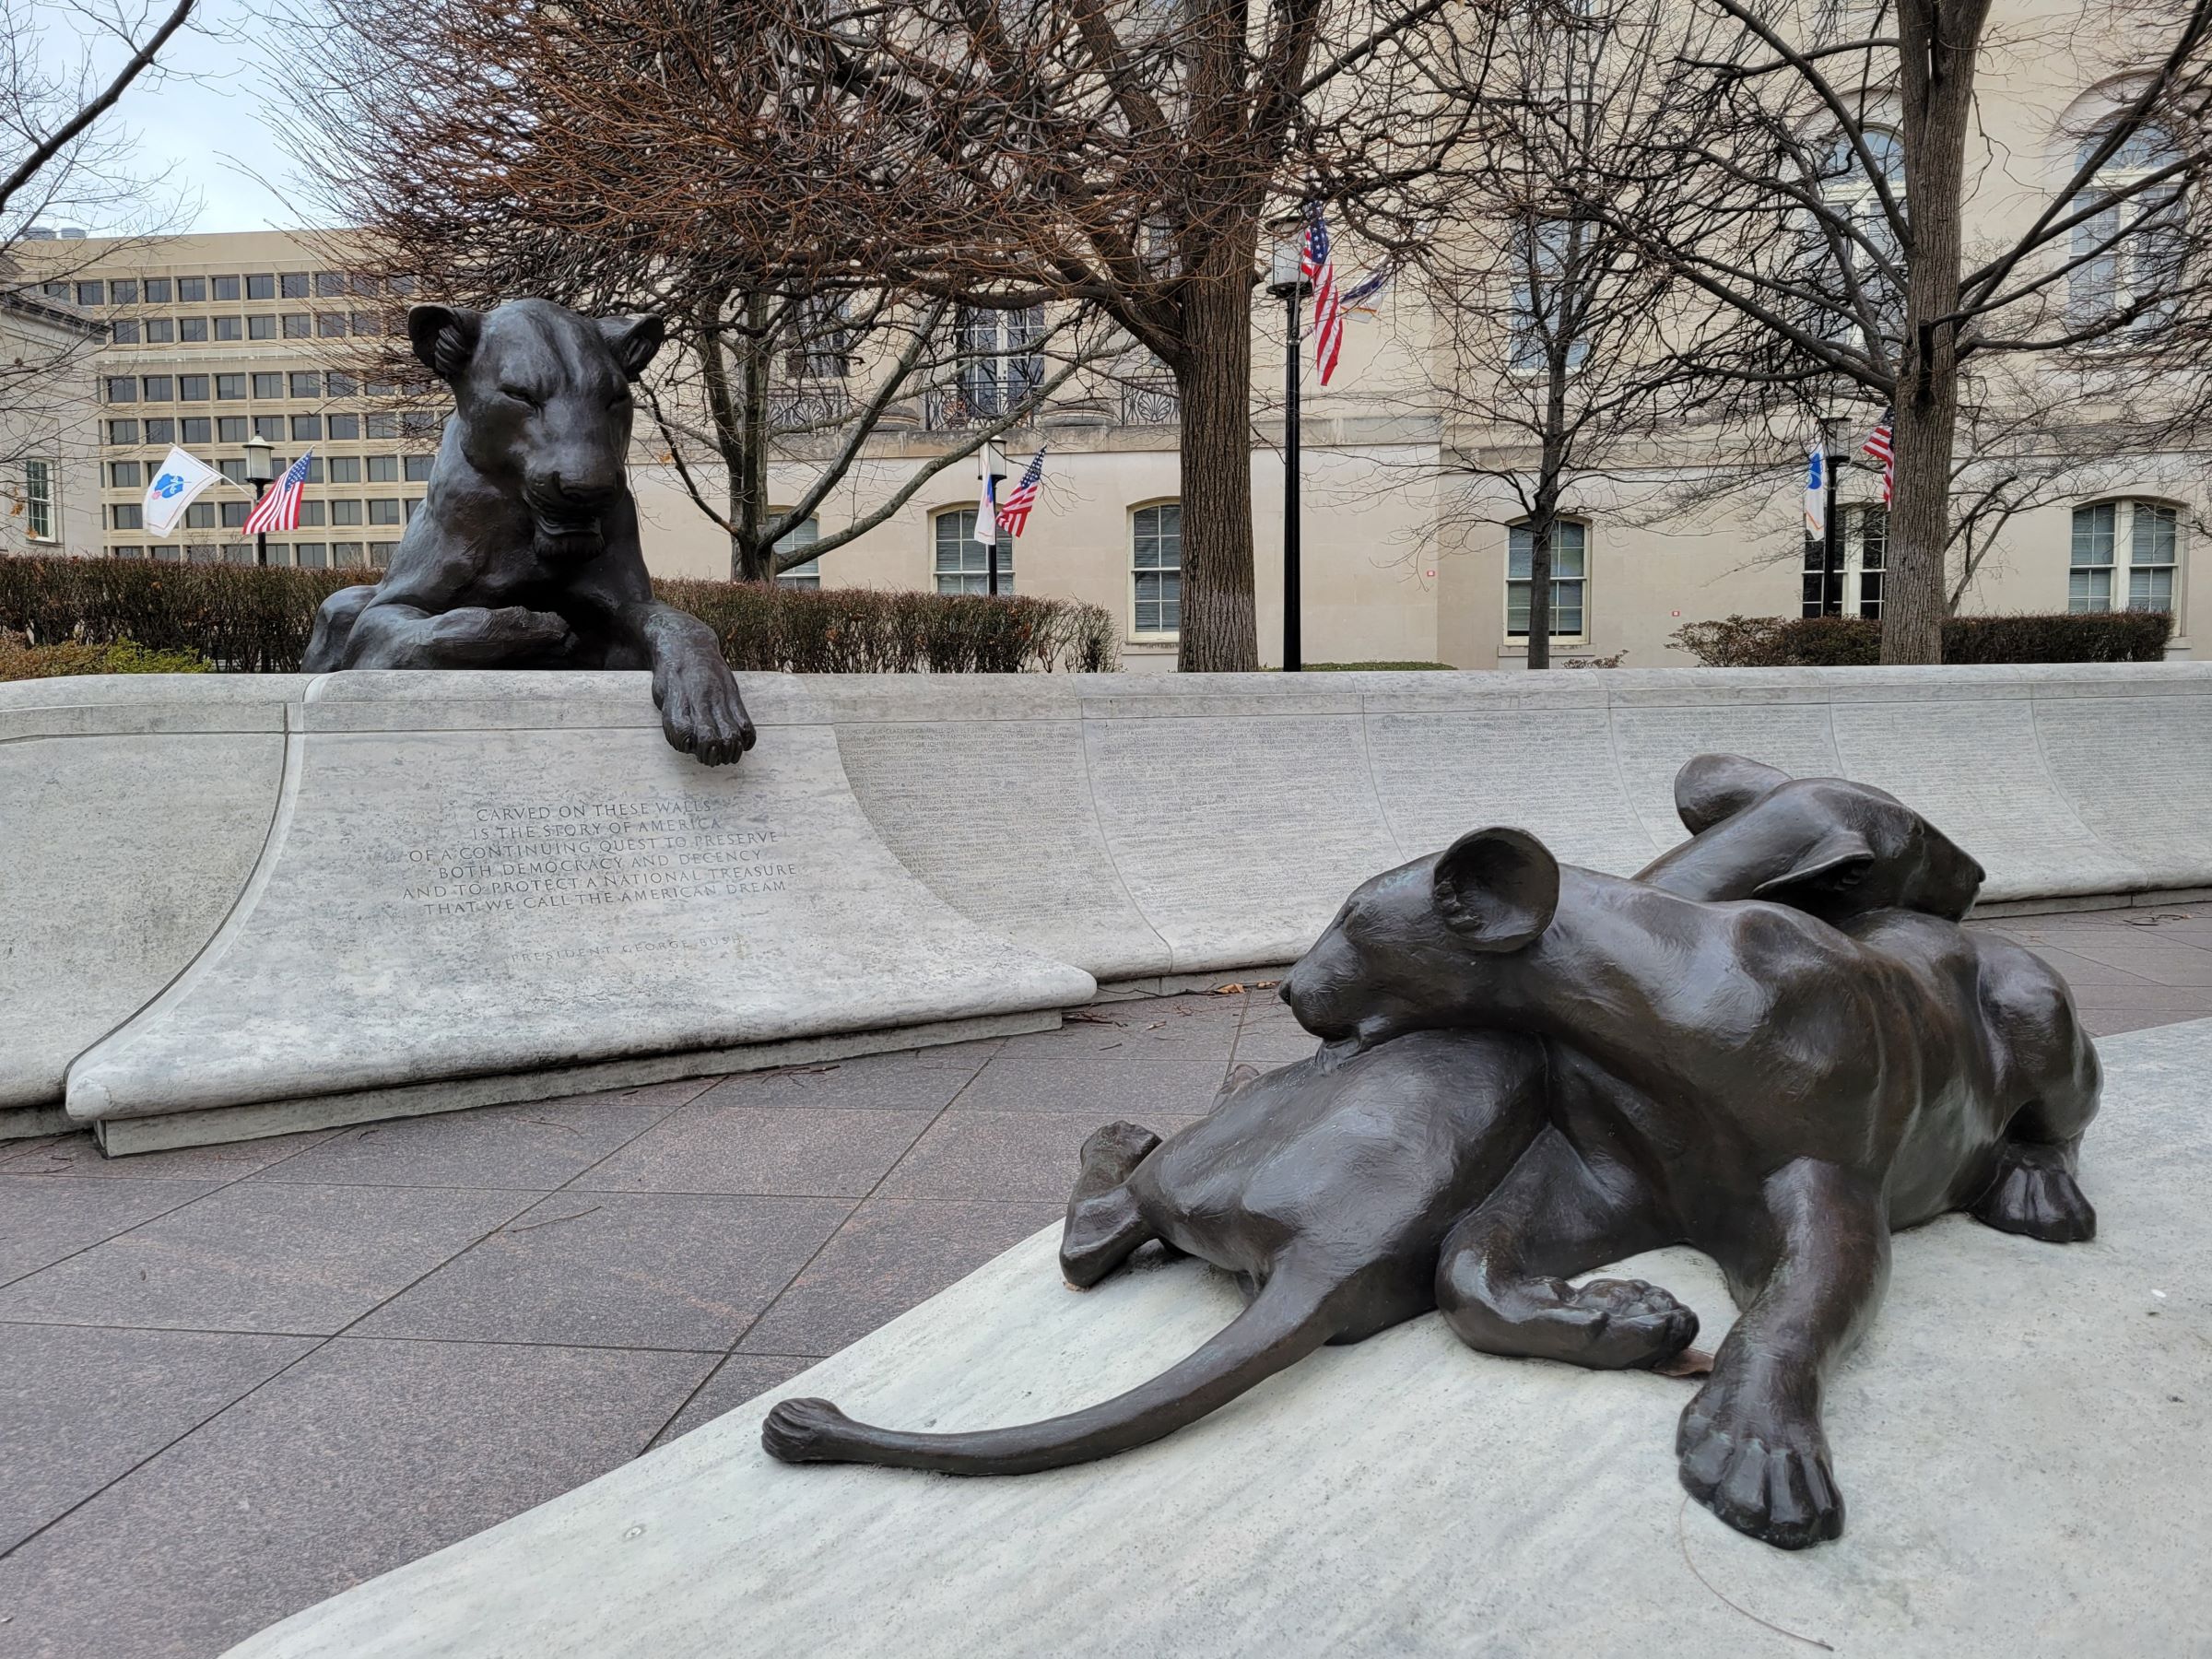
[351,311,382,335]
[108,419,139,444]
[316,271,347,298]
[246,274,276,300]
[290,414,322,441]
[365,413,398,440]
[403,453,432,482]
[221,500,250,528]
[218,457,247,483]
[144,277,171,303]
[331,500,363,525]
[2130,502,2179,610]
[294,541,327,567]
[368,542,396,568]
[333,540,365,567]
[76,280,105,306]
[261,542,292,567]
[110,460,144,488]
[326,371,358,397]
[184,501,216,529]
[217,372,245,400]
[25,460,55,540]
[953,306,1044,419]
[112,319,141,344]
[178,276,206,301]
[1509,219,1593,373]
[774,517,822,588]
[1507,521,1589,638]
[248,315,276,340]
[253,415,286,441]
[1132,503,1182,633]
[317,312,347,337]
[325,413,360,441]
[111,278,138,304]
[303,456,325,484]
[400,410,439,438]
[2070,502,2118,612]
[367,454,398,482]
[218,416,248,442]
[368,497,402,525]
[1855,509,1887,619]
[327,455,361,483]
[179,315,207,342]
[216,316,241,341]
[144,317,173,343]
[112,502,142,529]
[252,372,284,398]
[212,275,240,300]
[933,508,1012,594]
[287,371,319,398]
[281,313,312,338]
[298,500,326,525]
[141,375,173,402]
[181,417,210,443]
[280,272,311,299]
[404,497,421,523]
[105,376,137,403]
[178,374,208,401]
[139,417,173,444]
[150,543,181,561]
[223,543,254,564]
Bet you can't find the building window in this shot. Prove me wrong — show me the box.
[211,275,238,300]
[1508,218,1593,372]
[223,543,254,564]
[298,500,326,526]
[2070,126,2183,331]
[774,516,822,588]
[221,500,250,528]
[367,454,398,482]
[245,274,275,300]
[104,376,136,403]
[328,456,361,484]
[351,311,382,336]
[141,375,172,402]
[292,415,322,441]
[178,276,206,301]
[179,315,207,342]
[1802,506,1887,619]
[1507,519,1589,640]
[286,371,318,398]
[368,542,396,568]
[216,316,241,341]
[76,280,105,306]
[142,417,173,443]
[2072,499,2181,612]
[217,373,245,400]
[303,456,325,483]
[368,498,402,525]
[403,453,432,482]
[248,315,276,340]
[25,460,56,540]
[316,271,347,298]
[176,374,206,401]
[1132,503,1182,633]
[112,502,142,530]
[145,318,173,343]
[253,416,285,441]
[327,413,361,441]
[954,305,1043,418]
[150,543,180,561]
[332,500,363,525]
[181,417,209,443]
[218,416,248,442]
[145,277,171,302]
[107,419,139,444]
[110,460,144,488]
[318,313,347,337]
[280,272,311,299]
[933,507,1012,594]
[281,313,311,338]
[183,501,216,529]
[112,319,141,344]
[252,372,283,399]
[364,413,397,440]
[333,540,364,567]
[294,541,327,567]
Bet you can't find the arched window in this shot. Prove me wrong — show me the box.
[1816,127,1906,343]
[2069,125,2184,329]
[1506,519,1588,641]
[1131,502,1182,634]
[933,507,1012,594]
[2070,498,2180,612]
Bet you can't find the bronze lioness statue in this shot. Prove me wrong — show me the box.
[301,299,755,766]
[761,759,2097,1554]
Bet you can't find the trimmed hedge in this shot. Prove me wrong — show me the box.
[1672,611,2172,667]
[0,636,214,681]
[0,557,1118,675]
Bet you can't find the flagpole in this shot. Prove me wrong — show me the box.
[1821,423,1841,615]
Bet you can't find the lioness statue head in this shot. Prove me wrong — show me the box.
[407,299,666,563]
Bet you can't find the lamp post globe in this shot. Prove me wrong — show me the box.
[242,435,277,567]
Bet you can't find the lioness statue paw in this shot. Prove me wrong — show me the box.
[653,655,757,767]
[426,605,576,665]
[761,1397,856,1464]
[1559,1277,1700,1370]
[1677,1383,1844,1549]
[1970,1144,2096,1243]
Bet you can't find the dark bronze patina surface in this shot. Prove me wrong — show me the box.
[302,300,755,766]
[764,757,2099,1553]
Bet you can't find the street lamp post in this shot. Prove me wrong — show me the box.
[1265,235,1312,673]
[242,435,276,568]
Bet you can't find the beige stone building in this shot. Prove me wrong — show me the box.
[0,284,104,561]
[22,159,2210,668]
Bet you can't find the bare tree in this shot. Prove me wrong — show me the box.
[1571,0,2212,662]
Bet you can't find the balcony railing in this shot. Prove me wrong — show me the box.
[1121,379,1179,425]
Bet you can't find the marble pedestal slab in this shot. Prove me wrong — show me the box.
[225,1017,2212,1659]
[61,673,1092,1143]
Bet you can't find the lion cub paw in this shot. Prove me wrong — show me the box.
[1504,1277,1699,1371]
[1677,1382,1843,1550]
[1970,1143,2096,1243]
[761,1398,857,1465]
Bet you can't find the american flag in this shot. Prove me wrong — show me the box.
[1861,410,1894,505]
[1302,203,1344,385]
[242,449,312,535]
[999,445,1047,537]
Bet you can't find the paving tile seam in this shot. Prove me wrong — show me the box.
[635,1039,1024,1445]
[0,1316,735,1357]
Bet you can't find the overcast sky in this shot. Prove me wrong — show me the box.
[58,0,339,236]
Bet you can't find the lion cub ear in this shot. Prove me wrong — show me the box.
[1434,827,1559,952]
[407,304,483,381]
[1675,753,1791,836]
[599,314,667,381]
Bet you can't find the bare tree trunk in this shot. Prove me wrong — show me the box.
[1524,360,1572,670]
[1883,0,1986,665]
[1175,259,1260,673]
[737,288,771,581]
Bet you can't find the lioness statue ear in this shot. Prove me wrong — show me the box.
[1675,754,1792,836]
[598,314,666,381]
[407,304,484,382]
[1751,827,1877,904]
[1434,827,1559,951]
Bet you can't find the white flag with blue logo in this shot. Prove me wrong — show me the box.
[142,446,225,535]
[1804,442,1826,540]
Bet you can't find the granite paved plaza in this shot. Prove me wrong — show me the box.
[3,908,2208,1659]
